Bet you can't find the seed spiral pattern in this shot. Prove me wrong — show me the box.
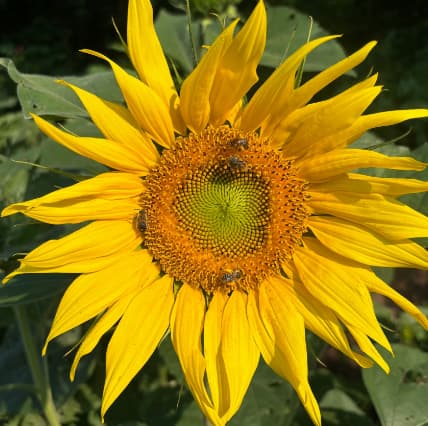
[139,126,309,292]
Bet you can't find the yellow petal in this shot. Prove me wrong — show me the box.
[180,22,238,133]
[70,289,139,381]
[58,81,160,167]
[308,191,428,240]
[102,274,174,419]
[204,291,228,410]
[309,216,428,269]
[31,114,150,175]
[310,173,428,197]
[3,221,142,282]
[82,49,175,148]
[43,249,158,354]
[310,109,428,155]
[170,283,221,425]
[217,291,259,422]
[240,35,339,133]
[247,282,321,426]
[346,325,390,373]
[293,238,391,351]
[290,41,377,112]
[209,0,266,126]
[279,275,372,368]
[361,269,428,330]
[127,0,184,133]
[299,148,425,181]
[276,81,380,155]
[2,172,144,224]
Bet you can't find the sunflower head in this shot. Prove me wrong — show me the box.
[141,125,309,292]
[2,1,428,426]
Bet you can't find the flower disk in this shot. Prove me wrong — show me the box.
[141,126,309,292]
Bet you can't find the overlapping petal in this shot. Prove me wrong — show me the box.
[278,275,373,368]
[247,279,321,426]
[274,77,381,154]
[293,238,391,352]
[70,289,140,381]
[2,172,144,224]
[127,0,185,133]
[309,216,428,269]
[43,249,158,354]
[3,221,142,282]
[299,148,425,181]
[57,81,160,167]
[209,0,266,126]
[216,292,259,422]
[180,21,238,133]
[308,191,428,240]
[309,173,428,197]
[171,284,221,425]
[82,49,175,148]
[308,109,428,156]
[240,35,339,133]
[102,274,174,419]
[31,114,152,175]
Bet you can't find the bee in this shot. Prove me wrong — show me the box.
[228,156,246,169]
[230,137,249,150]
[221,269,243,284]
[136,209,147,233]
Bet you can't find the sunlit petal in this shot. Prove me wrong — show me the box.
[101,275,174,419]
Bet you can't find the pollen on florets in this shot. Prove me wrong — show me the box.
[139,126,309,293]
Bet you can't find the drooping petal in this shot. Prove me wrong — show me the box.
[293,238,391,351]
[309,173,428,197]
[81,49,175,148]
[31,114,152,175]
[240,35,339,133]
[361,269,428,330]
[127,0,185,133]
[247,281,321,426]
[308,191,428,240]
[101,274,174,419]
[309,216,428,269]
[43,249,158,354]
[57,81,160,167]
[217,292,260,422]
[180,22,238,133]
[170,283,221,426]
[204,291,228,410]
[3,221,142,282]
[346,325,390,372]
[299,148,426,182]
[278,275,373,368]
[2,172,144,224]
[209,0,266,126]
[70,289,139,380]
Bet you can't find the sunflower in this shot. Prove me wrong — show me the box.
[3,0,428,425]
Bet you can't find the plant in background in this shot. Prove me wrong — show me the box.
[1,0,428,425]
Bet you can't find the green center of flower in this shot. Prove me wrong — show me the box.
[174,166,269,257]
[139,126,309,293]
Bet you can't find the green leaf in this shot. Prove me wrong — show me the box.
[0,58,122,119]
[261,6,348,71]
[155,10,202,76]
[0,273,75,307]
[362,343,428,426]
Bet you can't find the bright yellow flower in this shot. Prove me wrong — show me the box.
[3,1,428,425]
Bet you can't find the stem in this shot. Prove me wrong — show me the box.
[14,306,60,426]
[186,0,198,66]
